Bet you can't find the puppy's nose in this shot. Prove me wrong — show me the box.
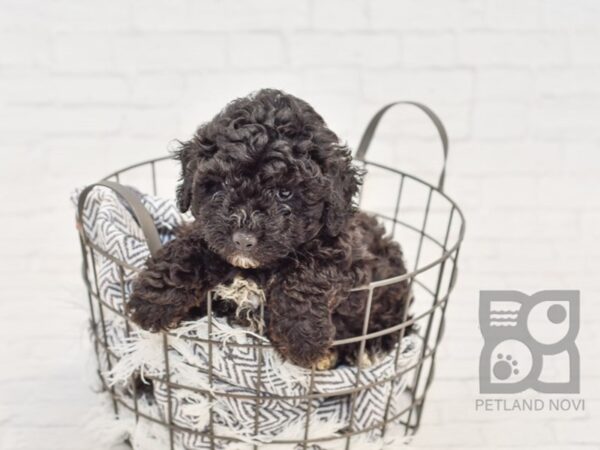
[233,231,257,251]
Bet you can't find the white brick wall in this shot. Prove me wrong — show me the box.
[1,1,599,449]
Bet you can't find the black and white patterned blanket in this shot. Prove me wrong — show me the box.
[74,186,420,450]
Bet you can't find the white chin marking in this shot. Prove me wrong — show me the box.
[230,255,260,269]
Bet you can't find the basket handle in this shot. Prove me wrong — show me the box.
[355,101,448,191]
[77,180,162,257]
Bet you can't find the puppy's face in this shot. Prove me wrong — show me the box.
[176,89,360,269]
[191,155,326,269]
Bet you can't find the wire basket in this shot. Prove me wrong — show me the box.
[76,102,465,450]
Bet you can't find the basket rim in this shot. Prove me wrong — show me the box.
[101,155,466,234]
[98,154,466,281]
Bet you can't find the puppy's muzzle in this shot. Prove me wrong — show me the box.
[233,231,257,251]
[230,231,260,268]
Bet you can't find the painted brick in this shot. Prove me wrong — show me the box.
[114,34,228,71]
[229,33,286,68]
[370,0,486,31]
[475,69,533,101]
[312,0,369,30]
[458,32,568,66]
[290,33,401,67]
[403,33,457,67]
[1,1,599,448]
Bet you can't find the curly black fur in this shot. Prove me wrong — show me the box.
[128,89,411,368]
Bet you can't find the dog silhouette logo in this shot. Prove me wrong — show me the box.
[479,290,580,394]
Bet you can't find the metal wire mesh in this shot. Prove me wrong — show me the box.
[76,105,465,449]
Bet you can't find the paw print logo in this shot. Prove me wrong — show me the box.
[479,290,580,394]
[494,354,518,380]
[485,339,532,386]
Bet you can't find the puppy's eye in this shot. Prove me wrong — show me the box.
[276,188,293,201]
[204,181,223,195]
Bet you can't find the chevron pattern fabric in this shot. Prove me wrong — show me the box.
[74,186,420,450]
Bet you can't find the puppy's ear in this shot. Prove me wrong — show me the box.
[323,146,362,236]
[174,138,201,213]
[175,123,220,213]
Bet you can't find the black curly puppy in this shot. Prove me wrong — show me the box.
[129,89,411,369]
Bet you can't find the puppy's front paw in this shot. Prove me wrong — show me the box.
[315,349,338,371]
[275,338,333,369]
[268,314,337,369]
[128,289,184,332]
[348,350,382,368]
